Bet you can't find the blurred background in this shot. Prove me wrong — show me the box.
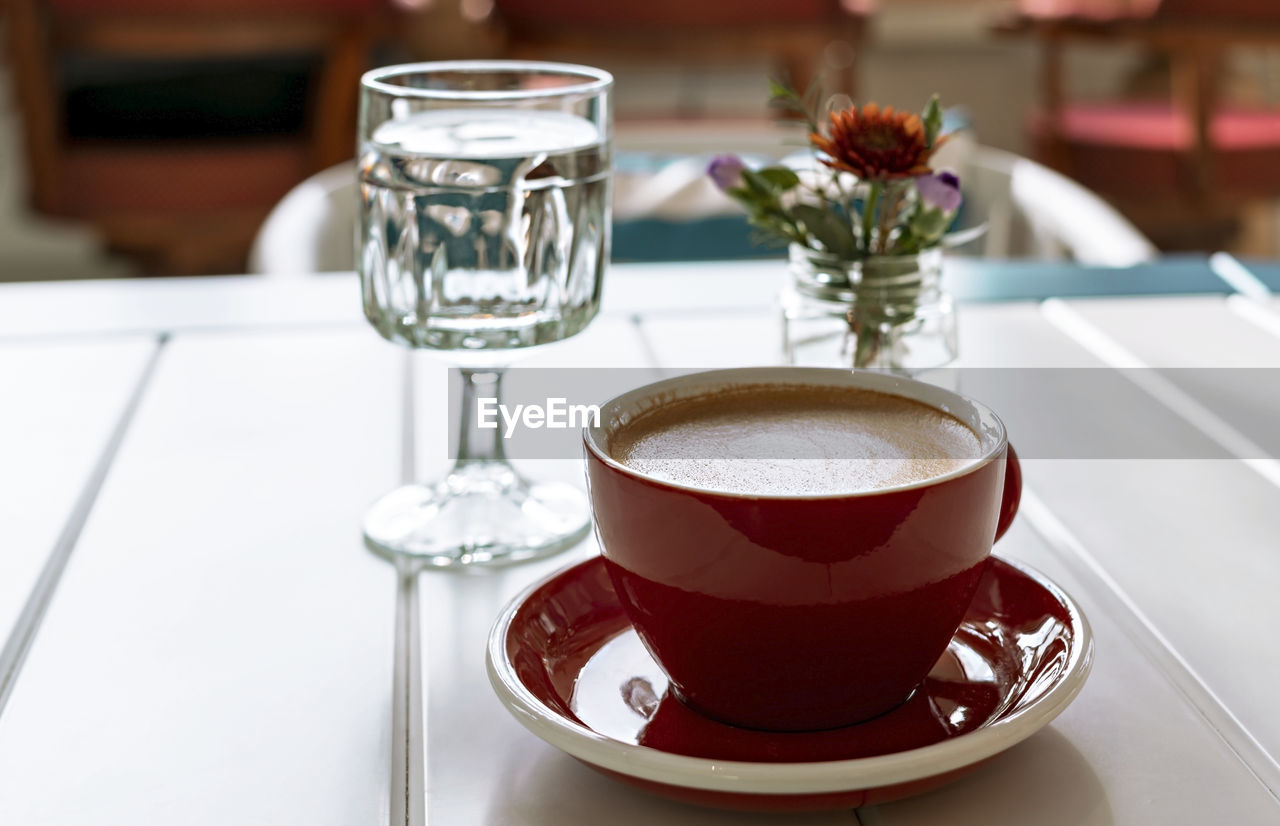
[3,0,1279,281]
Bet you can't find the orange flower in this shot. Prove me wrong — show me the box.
[810,103,946,181]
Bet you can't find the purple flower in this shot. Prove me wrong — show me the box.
[916,170,962,212]
[707,154,746,192]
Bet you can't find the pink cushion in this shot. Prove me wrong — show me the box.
[1017,0,1160,20]
[1052,102,1280,150]
[1033,103,1280,196]
[1017,0,1280,23]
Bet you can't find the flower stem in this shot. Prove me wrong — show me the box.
[877,186,905,255]
[861,182,882,257]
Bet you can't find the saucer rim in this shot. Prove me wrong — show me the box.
[486,554,1093,796]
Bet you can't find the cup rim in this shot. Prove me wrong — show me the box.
[360,60,614,102]
[583,366,1009,501]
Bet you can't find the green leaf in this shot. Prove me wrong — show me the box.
[792,204,858,260]
[739,167,767,192]
[769,78,796,101]
[744,215,802,247]
[768,76,823,131]
[922,94,944,147]
[740,166,801,198]
[768,79,804,113]
[756,167,801,192]
[720,186,760,213]
[909,205,951,245]
[746,226,793,250]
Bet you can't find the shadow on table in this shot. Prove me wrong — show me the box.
[484,738,845,824]
[862,727,1113,826]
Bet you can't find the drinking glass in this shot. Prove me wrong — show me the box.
[357,61,613,566]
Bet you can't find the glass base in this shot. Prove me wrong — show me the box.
[363,462,590,568]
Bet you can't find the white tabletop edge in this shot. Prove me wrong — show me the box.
[1020,488,1280,802]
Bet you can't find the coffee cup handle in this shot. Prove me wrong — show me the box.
[994,445,1022,544]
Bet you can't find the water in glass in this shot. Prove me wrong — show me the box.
[359,108,609,351]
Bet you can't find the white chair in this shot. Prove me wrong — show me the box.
[955,144,1158,266]
[248,162,358,276]
[248,144,1156,275]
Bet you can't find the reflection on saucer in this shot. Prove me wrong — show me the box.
[571,622,1017,763]
[488,555,1092,813]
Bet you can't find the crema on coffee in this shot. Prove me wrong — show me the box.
[609,384,983,495]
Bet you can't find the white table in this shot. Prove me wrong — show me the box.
[2,260,1279,825]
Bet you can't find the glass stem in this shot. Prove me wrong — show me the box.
[453,367,509,469]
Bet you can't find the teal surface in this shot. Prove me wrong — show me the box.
[1238,260,1280,292]
[613,216,778,263]
[945,256,1231,302]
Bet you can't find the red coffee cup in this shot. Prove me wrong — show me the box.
[584,367,1021,732]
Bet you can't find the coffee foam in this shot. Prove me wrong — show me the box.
[608,384,983,496]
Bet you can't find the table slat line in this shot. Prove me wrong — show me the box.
[0,335,166,718]
[1040,298,1280,489]
[390,348,426,826]
[628,313,668,372]
[0,319,368,346]
[1019,489,1280,804]
[622,304,782,321]
[1209,253,1274,303]
[1227,293,1280,341]
[401,351,417,488]
[1213,254,1280,340]
[391,564,426,826]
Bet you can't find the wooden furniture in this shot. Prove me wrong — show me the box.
[489,0,872,118]
[996,0,1280,250]
[2,258,1280,822]
[2,0,380,275]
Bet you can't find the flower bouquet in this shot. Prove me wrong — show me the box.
[709,83,965,370]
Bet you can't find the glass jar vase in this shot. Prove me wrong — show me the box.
[781,245,957,374]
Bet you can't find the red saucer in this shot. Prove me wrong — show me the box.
[488,555,1092,812]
